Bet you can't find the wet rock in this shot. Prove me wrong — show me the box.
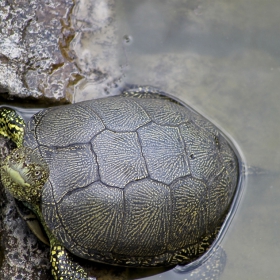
[0,0,123,103]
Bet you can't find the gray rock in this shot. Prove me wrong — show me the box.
[0,0,123,103]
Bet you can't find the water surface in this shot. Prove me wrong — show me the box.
[114,1,280,279]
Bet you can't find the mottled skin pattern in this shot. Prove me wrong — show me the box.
[0,107,25,148]
[0,87,239,279]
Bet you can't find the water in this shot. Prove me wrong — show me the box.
[1,0,280,279]
[114,1,280,279]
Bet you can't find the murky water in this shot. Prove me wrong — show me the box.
[115,1,280,279]
[1,0,280,279]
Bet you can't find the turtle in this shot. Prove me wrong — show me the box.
[0,86,240,279]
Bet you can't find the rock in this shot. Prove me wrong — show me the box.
[0,0,123,103]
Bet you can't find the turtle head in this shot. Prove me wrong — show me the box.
[0,147,49,204]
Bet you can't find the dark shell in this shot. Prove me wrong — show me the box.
[23,94,239,266]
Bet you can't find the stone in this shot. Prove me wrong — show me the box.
[0,0,123,103]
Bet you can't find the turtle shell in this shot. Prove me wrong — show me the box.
[23,94,239,266]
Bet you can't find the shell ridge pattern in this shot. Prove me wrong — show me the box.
[77,105,107,134]
[89,125,153,135]
[87,97,151,132]
[179,121,223,181]
[178,122,193,179]
[55,181,104,204]
[40,143,99,204]
[134,101,192,182]
[35,103,105,147]
[53,182,123,257]
[137,122,190,185]
[112,188,126,252]
[132,98,191,127]
[77,100,152,135]
[126,99,156,126]
[38,141,101,151]
[26,108,49,151]
[112,179,171,257]
[216,134,239,199]
[112,187,126,254]
[190,113,219,136]
[205,169,223,233]
[43,179,75,248]
[135,130,149,175]
[88,139,101,185]
[53,182,124,258]
[168,176,209,251]
[91,130,149,188]
[172,128,189,179]
[165,183,173,253]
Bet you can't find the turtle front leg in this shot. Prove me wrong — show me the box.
[50,241,95,280]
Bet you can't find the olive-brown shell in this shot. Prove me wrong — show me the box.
[23,94,239,266]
